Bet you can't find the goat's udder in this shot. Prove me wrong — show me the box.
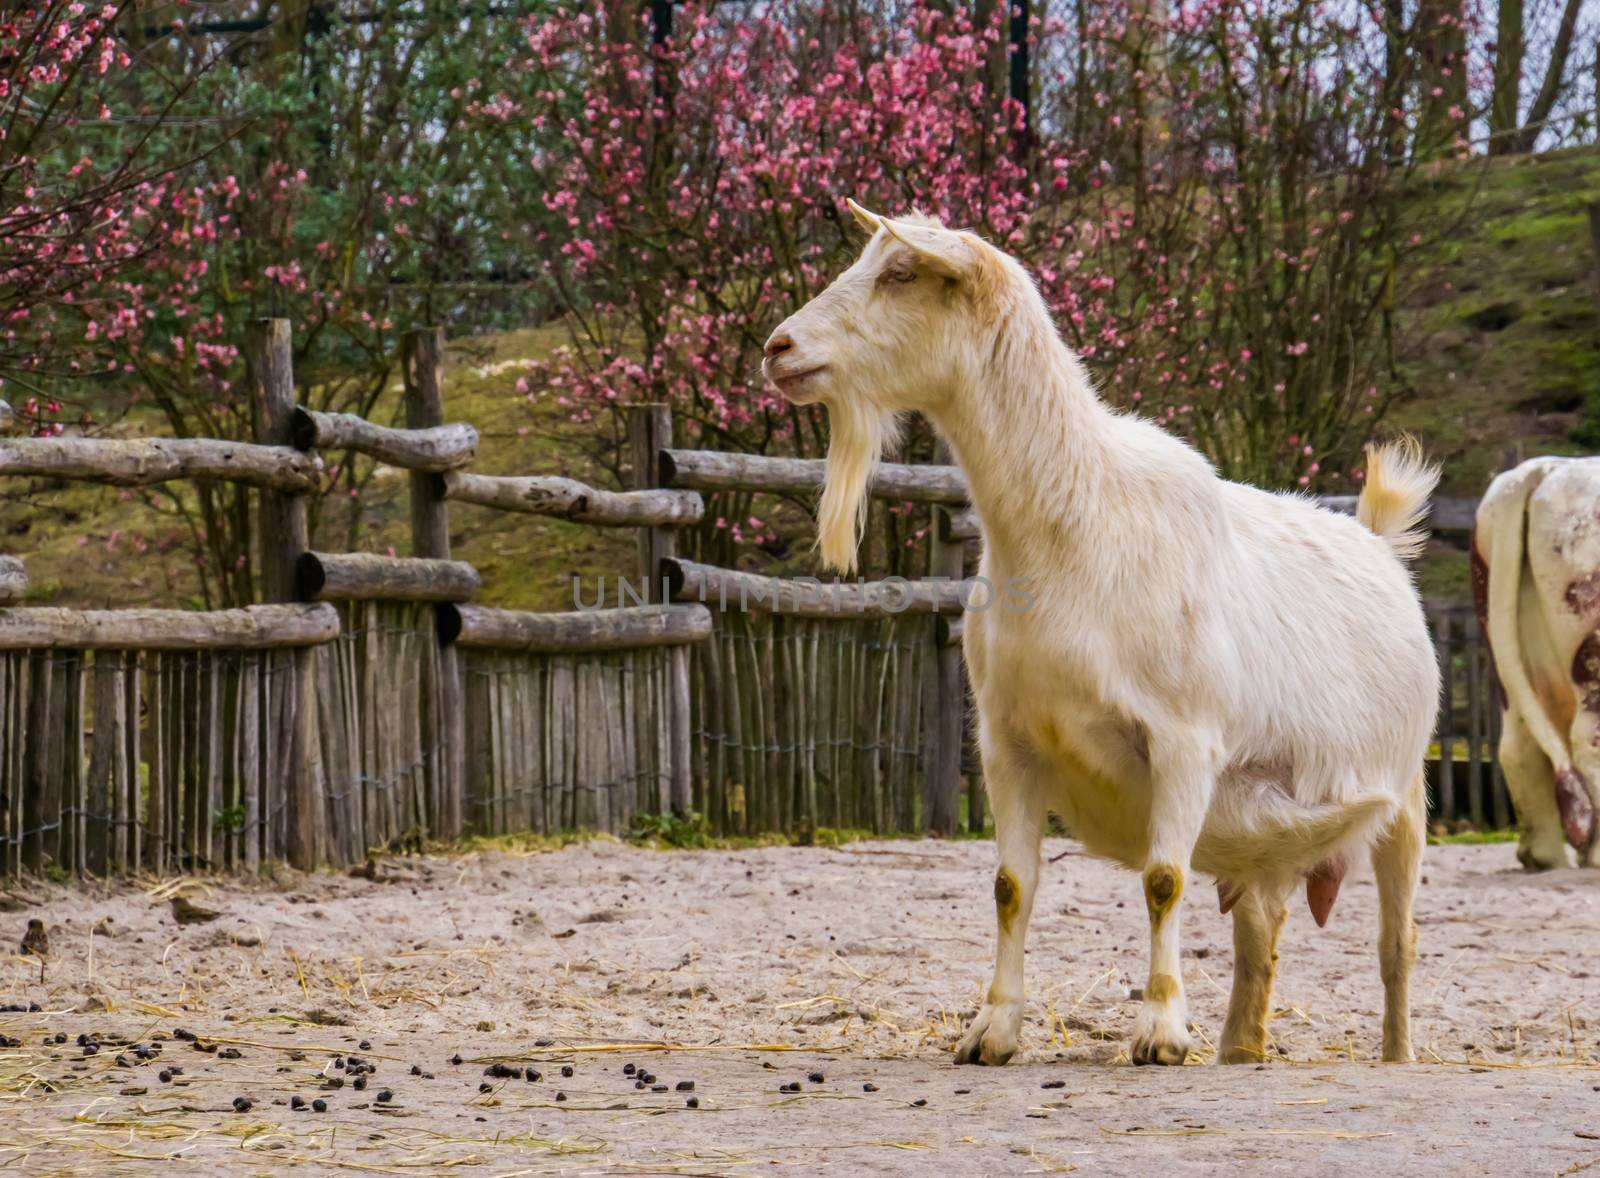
[1305,862,1345,927]
[1213,866,1344,926]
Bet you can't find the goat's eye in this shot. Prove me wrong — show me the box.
[884,266,916,285]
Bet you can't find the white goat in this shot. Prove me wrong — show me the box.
[762,202,1439,1066]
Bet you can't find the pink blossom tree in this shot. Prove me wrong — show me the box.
[504,0,1484,568]
[0,1,196,425]
[29,3,568,606]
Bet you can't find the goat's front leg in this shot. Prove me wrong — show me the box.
[1132,731,1220,1066]
[955,743,1046,1066]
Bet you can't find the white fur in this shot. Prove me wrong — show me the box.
[763,204,1439,1066]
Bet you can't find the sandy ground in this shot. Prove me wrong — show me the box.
[1,838,1598,1175]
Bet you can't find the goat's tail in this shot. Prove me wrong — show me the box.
[1200,792,1398,880]
[1357,436,1440,562]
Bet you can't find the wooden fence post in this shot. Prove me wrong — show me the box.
[249,317,323,869]
[1434,610,1455,824]
[628,404,676,602]
[403,327,465,840]
[925,450,966,837]
[627,403,690,816]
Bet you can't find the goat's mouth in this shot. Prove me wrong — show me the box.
[765,364,827,403]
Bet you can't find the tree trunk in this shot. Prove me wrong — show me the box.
[1009,0,1032,161]
[1417,0,1469,155]
[1510,0,1584,153]
[1488,0,1524,154]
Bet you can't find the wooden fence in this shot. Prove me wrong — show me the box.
[0,321,1512,878]
[0,323,710,877]
[689,609,938,837]
[1430,603,1508,829]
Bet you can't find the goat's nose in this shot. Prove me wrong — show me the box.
[764,332,794,362]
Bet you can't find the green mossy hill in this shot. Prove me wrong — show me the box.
[1389,145,1600,603]
[1390,146,1600,495]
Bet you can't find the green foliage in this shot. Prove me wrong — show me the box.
[1427,829,1519,844]
[626,811,720,849]
[624,810,882,849]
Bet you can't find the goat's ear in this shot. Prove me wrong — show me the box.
[845,198,882,235]
[877,217,973,280]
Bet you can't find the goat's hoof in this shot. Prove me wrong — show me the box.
[1131,1005,1192,1066]
[1380,1041,1415,1063]
[1131,1037,1190,1066]
[1216,1040,1267,1065]
[954,1001,1021,1066]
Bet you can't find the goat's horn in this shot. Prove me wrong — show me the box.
[845,198,882,234]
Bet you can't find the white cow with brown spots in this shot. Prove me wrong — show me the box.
[1471,457,1600,870]
[762,202,1440,1067]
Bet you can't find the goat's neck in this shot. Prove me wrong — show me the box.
[928,313,1115,572]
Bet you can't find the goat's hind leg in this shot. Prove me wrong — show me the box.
[1218,884,1289,1064]
[955,743,1046,1066]
[1372,777,1425,1062]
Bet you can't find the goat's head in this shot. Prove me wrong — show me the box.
[763,200,1009,572]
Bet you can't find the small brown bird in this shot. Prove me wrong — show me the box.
[20,918,47,983]
[169,896,221,926]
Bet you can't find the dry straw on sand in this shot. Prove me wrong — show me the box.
[1,838,1596,1173]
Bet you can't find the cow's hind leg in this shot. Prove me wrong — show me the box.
[1569,639,1600,867]
[1499,706,1568,871]
[1372,777,1425,1062]
[1218,884,1289,1064]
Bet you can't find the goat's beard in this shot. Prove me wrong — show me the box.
[817,398,899,575]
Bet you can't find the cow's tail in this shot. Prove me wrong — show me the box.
[1477,463,1595,849]
[1358,437,1440,562]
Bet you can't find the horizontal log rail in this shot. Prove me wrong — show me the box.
[662,557,972,618]
[440,470,704,527]
[0,436,322,492]
[290,407,478,472]
[660,449,968,505]
[0,603,340,650]
[0,556,24,605]
[297,552,482,603]
[438,602,712,652]
[658,450,1478,537]
[939,507,981,542]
